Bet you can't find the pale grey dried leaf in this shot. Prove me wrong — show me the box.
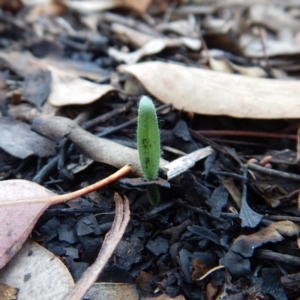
[119,61,300,119]
[0,117,56,159]
[0,240,74,300]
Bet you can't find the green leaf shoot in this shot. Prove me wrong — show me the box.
[137,96,160,181]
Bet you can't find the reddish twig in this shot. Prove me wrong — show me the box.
[0,164,132,206]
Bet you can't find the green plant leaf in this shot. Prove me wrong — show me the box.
[137,96,160,181]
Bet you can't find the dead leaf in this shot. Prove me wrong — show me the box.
[240,33,300,57]
[0,240,74,300]
[156,19,197,38]
[122,0,152,14]
[111,23,157,47]
[0,166,131,268]
[0,117,56,159]
[0,282,18,300]
[42,56,110,82]
[64,0,123,13]
[108,37,201,64]
[0,51,117,107]
[221,220,299,277]
[209,57,267,77]
[47,67,115,106]
[0,180,56,268]
[109,24,201,64]
[21,69,51,110]
[85,283,139,300]
[119,61,300,119]
[249,5,300,34]
[142,295,186,300]
[25,0,67,21]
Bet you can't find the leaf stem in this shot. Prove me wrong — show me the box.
[0,164,132,206]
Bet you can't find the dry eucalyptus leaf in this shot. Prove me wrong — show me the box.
[0,180,56,268]
[240,34,300,57]
[109,23,200,64]
[0,240,74,300]
[119,61,300,119]
[65,0,152,14]
[86,283,139,300]
[65,0,123,13]
[47,67,116,106]
[249,5,300,33]
[0,117,56,159]
[0,51,116,107]
[156,19,197,38]
[43,56,110,82]
[21,69,51,111]
[209,57,267,77]
[109,37,200,64]
[111,23,156,47]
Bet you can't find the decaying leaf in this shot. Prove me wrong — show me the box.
[209,57,267,77]
[21,69,51,111]
[249,5,300,34]
[47,67,115,106]
[0,282,18,300]
[0,117,56,159]
[221,221,299,277]
[0,51,116,107]
[85,283,139,300]
[0,166,131,268]
[109,23,201,64]
[64,0,123,13]
[0,240,74,300]
[119,61,300,119]
[0,180,56,268]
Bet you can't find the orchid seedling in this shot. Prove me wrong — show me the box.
[137,96,161,204]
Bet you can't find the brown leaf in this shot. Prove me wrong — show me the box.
[119,61,300,119]
[0,282,18,300]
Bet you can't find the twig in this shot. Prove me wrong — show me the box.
[0,164,132,206]
[247,163,300,181]
[194,130,296,140]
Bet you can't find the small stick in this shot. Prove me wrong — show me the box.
[0,164,132,206]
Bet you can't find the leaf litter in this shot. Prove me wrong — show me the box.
[1,1,300,299]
